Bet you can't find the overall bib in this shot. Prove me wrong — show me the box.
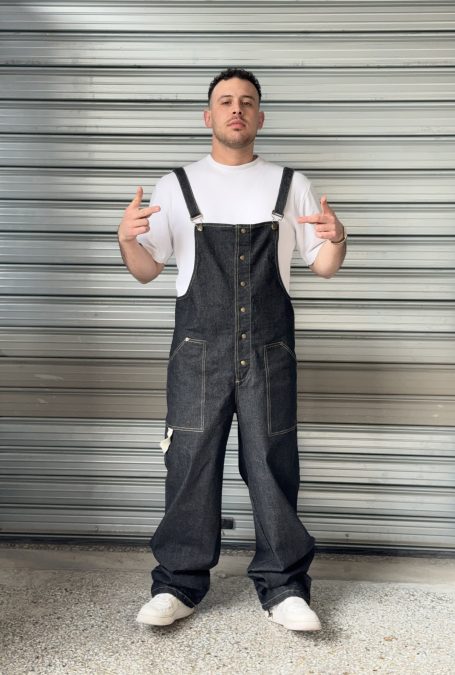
[150,166,316,612]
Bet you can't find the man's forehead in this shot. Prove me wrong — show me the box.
[212,78,259,100]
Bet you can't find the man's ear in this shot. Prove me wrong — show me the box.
[258,111,265,130]
[204,109,212,129]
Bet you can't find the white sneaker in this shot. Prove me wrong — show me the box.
[265,595,321,631]
[136,592,195,626]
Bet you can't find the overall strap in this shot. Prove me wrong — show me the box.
[173,167,203,222]
[272,167,294,220]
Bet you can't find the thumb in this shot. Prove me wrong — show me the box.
[320,194,331,213]
[131,186,143,207]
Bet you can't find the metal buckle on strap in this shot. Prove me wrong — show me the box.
[271,211,283,229]
[191,213,204,230]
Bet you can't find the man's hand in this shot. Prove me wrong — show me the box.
[118,186,161,244]
[297,195,345,243]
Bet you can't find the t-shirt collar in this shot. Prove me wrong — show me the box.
[205,153,262,172]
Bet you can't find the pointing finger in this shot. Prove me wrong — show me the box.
[298,213,324,224]
[138,205,161,217]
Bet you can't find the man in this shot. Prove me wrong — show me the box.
[118,68,347,632]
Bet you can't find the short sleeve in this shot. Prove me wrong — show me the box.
[295,181,326,267]
[136,176,174,264]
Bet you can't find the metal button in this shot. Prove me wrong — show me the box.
[240,306,246,313]
[240,280,246,287]
[239,254,245,261]
[240,227,247,234]
[196,223,204,231]
[240,359,247,366]
[271,222,278,230]
[241,333,247,339]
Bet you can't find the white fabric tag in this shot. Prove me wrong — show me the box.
[159,427,174,453]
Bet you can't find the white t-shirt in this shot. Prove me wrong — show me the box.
[137,154,326,297]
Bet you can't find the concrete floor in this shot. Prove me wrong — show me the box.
[1,543,454,675]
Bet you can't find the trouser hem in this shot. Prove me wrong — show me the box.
[151,585,197,609]
[261,587,310,611]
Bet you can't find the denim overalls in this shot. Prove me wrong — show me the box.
[149,166,316,612]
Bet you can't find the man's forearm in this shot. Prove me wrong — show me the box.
[118,237,162,284]
[310,239,347,278]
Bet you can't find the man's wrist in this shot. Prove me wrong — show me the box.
[330,225,347,245]
[118,234,137,247]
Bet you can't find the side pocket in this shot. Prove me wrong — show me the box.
[166,337,207,431]
[264,340,298,435]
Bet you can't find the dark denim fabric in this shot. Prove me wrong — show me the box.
[149,169,316,611]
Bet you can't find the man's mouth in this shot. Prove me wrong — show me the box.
[228,120,246,128]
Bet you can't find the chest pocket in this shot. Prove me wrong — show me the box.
[264,341,298,435]
[166,337,207,432]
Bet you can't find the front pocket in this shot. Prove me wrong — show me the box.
[166,337,207,431]
[264,340,298,435]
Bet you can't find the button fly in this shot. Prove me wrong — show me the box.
[236,219,251,381]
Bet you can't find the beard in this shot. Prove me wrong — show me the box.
[212,125,257,150]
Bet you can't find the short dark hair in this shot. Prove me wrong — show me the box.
[207,68,262,104]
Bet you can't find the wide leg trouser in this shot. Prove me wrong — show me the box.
[150,355,316,611]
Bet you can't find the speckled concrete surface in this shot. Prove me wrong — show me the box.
[1,545,454,675]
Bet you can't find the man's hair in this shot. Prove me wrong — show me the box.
[207,68,262,104]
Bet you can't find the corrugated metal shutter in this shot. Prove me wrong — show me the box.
[1,1,454,551]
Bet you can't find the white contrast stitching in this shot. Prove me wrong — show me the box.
[264,344,272,435]
[264,342,298,436]
[167,337,207,432]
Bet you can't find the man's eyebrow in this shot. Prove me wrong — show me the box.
[217,94,256,101]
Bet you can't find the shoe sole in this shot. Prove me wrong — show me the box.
[266,611,321,632]
[136,606,195,626]
[269,617,321,631]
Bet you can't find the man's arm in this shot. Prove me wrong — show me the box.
[309,235,347,279]
[119,238,165,284]
[117,186,165,284]
[299,195,347,279]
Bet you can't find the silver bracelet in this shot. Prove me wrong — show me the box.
[330,226,347,245]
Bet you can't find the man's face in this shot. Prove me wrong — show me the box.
[204,77,264,150]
